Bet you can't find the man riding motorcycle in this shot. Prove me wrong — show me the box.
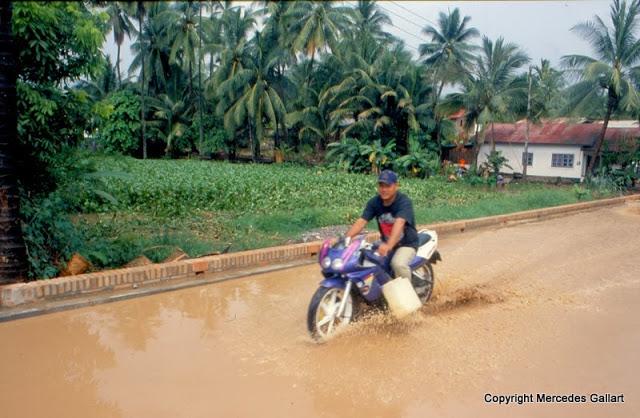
[343,169,418,280]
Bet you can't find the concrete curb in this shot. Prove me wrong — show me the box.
[1,193,638,310]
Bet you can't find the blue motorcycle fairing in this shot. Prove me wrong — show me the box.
[318,250,429,303]
[319,269,388,302]
[319,276,347,289]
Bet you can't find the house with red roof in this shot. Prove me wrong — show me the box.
[476,119,640,180]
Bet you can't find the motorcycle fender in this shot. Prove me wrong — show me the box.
[429,250,442,264]
[319,277,346,289]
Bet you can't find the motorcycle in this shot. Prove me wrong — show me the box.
[307,229,442,341]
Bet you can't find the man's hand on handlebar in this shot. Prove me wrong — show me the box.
[377,242,392,256]
[329,235,351,247]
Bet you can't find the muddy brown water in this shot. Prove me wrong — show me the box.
[1,203,640,418]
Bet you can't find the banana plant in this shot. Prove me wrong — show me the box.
[359,139,396,174]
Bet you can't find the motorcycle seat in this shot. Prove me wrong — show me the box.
[417,232,431,247]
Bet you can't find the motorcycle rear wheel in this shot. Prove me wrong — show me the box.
[307,287,354,342]
[411,263,435,304]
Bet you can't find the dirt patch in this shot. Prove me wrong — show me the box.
[625,202,640,215]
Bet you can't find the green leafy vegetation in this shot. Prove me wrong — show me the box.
[95,90,141,154]
[64,157,614,272]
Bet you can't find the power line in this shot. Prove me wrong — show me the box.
[339,1,424,54]
[377,3,425,32]
[345,2,429,42]
[389,1,438,27]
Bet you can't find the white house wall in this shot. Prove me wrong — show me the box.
[477,143,585,179]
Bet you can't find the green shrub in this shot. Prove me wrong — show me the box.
[572,185,590,200]
[21,193,84,279]
[394,138,440,178]
[95,90,141,155]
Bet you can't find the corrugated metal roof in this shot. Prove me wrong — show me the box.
[448,109,466,119]
[488,120,640,148]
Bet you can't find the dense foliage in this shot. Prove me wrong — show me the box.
[12,2,109,278]
[95,90,141,154]
[80,1,537,162]
[7,0,639,279]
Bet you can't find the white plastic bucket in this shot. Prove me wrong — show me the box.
[382,277,422,318]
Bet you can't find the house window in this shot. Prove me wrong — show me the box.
[551,153,574,168]
[522,152,533,166]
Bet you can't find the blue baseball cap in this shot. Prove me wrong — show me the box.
[377,170,398,184]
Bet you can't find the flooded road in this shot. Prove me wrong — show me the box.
[1,202,639,418]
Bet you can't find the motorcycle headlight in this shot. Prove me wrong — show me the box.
[331,258,344,271]
[321,256,331,269]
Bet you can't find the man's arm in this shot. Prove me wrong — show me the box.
[345,218,368,239]
[345,197,376,240]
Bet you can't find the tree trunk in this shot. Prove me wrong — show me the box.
[523,66,532,180]
[229,135,236,161]
[116,43,122,87]
[0,3,28,283]
[491,122,496,152]
[164,121,173,157]
[306,49,315,87]
[189,59,194,98]
[471,123,481,169]
[139,12,147,159]
[586,89,615,177]
[198,2,204,157]
[248,124,255,162]
[274,123,280,150]
[397,121,409,156]
[431,75,445,147]
[433,79,445,112]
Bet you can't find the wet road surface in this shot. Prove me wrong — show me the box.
[1,202,639,418]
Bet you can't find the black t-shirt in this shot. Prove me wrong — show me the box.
[361,192,418,248]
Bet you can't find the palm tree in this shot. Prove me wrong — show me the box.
[129,1,151,159]
[158,2,214,156]
[159,2,212,97]
[420,8,479,148]
[419,8,479,111]
[531,59,565,121]
[216,32,286,161]
[0,3,28,282]
[326,45,431,155]
[286,86,342,150]
[129,2,171,97]
[209,6,255,88]
[448,36,529,154]
[106,2,134,87]
[561,0,640,175]
[259,2,296,84]
[148,93,193,156]
[286,1,351,85]
[350,0,393,50]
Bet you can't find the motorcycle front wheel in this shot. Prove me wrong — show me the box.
[307,286,354,342]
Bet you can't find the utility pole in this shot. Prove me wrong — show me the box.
[523,65,533,180]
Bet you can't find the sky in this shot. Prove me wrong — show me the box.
[103,0,613,76]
